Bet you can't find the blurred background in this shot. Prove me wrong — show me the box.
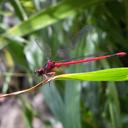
[0,0,128,128]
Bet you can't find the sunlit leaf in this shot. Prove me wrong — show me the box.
[54,68,128,81]
[4,0,105,36]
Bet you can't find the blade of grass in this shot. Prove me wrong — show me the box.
[64,81,81,128]
[107,82,122,128]
[41,84,65,122]
[9,0,28,20]
[54,68,128,81]
[4,0,106,37]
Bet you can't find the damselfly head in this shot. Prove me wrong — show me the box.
[35,68,45,76]
[35,60,56,76]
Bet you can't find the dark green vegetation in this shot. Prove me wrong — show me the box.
[0,0,128,128]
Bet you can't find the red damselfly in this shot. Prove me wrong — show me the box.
[35,52,127,77]
[34,26,127,77]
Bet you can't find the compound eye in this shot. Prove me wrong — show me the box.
[35,68,44,76]
[38,69,43,73]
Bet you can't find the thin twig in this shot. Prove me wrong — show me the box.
[0,77,53,98]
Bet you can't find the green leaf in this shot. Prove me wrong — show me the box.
[7,41,28,69]
[64,81,81,128]
[42,79,81,128]
[4,0,105,37]
[9,0,28,21]
[107,82,122,128]
[54,68,128,81]
[42,85,65,122]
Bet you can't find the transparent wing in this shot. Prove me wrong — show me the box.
[68,25,95,58]
[71,25,94,46]
[34,38,51,61]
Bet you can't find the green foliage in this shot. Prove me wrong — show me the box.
[54,68,128,81]
[0,0,128,128]
[4,0,104,37]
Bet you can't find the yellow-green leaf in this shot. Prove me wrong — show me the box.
[53,68,128,81]
[4,0,104,37]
